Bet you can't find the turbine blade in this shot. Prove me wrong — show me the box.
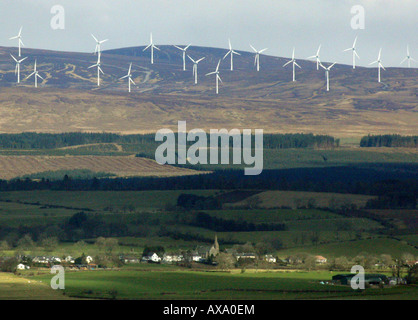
[250,44,257,52]
[185,44,192,50]
[153,45,161,51]
[329,62,337,69]
[205,71,216,76]
[187,55,196,63]
[223,51,231,60]
[295,62,302,69]
[259,48,268,53]
[173,45,183,51]
[196,57,205,63]
[143,44,151,51]
[91,34,98,42]
[10,54,18,62]
[283,60,292,67]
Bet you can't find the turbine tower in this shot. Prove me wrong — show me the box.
[307,45,321,70]
[344,37,360,69]
[206,60,222,94]
[223,39,240,71]
[320,62,337,92]
[26,60,44,88]
[401,45,415,68]
[9,27,24,57]
[174,44,192,71]
[283,48,301,82]
[91,34,108,55]
[88,51,104,86]
[188,55,205,84]
[10,54,27,84]
[119,63,136,93]
[250,45,268,72]
[143,33,160,64]
[369,48,385,83]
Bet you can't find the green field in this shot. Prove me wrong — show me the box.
[22,268,417,300]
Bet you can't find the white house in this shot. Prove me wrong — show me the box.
[142,253,161,263]
[16,264,29,270]
[86,256,94,264]
[65,256,75,263]
[264,255,277,263]
[162,254,183,264]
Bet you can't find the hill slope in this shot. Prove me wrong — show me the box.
[0,45,416,137]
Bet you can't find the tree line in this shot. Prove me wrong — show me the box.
[360,134,418,148]
[0,132,338,150]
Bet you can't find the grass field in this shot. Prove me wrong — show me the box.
[22,268,417,300]
[228,191,374,209]
[0,272,71,300]
[276,238,418,259]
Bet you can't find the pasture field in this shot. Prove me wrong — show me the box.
[0,190,220,212]
[23,268,418,300]
[0,272,71,300]
[276,238,418,259]
[229,191,375,209]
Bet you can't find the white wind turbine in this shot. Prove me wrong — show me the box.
[250,45,268,72]
[188,55,205,84]
[401,45,416,68]
[174,44,192,71]
[344,36,360,69]
[119,63,136,93]
[143,33,160,64]
[10,54,27,84]
[307,45,321,70]
[91,34,108,55]
[206,60,222,94]
[320,62,337,92]
[9,26,24,57]
[25,60,44,88]
[283,48,301,82]
[369,48,385,83]
[223,39,240,71]
[88,51,104,86]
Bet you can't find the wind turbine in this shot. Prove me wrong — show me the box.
[25,60,44,88]
[250,45,268,72]
[10,54,27,84]
[206,60,222,94]
[9,27,24,57]
[174,44,192,71]
[88,51,104,86]
[369,48,385,83]
[344,36,360,69]
[283,48,301,82]
[91,34,108,55]
[119,63,136,93]
[307,45,321,70]
[223,39,240,71]
[143,33,160,64]
[320,62,337,92]
[401,45,415,68]
[188,55,205,84]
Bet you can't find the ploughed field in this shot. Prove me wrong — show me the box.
[0,155,202,180]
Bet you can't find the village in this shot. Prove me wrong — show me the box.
[6,234,417,288]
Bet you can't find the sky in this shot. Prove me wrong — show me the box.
[0,0,416,67]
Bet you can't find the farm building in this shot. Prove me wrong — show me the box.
[332,274,389,286]
[315,256,327,264]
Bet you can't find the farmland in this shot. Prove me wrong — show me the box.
[14,268,416,300]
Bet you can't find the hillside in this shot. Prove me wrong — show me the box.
[0,45,417,137]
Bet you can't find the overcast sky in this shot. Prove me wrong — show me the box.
[0,0,416,67]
